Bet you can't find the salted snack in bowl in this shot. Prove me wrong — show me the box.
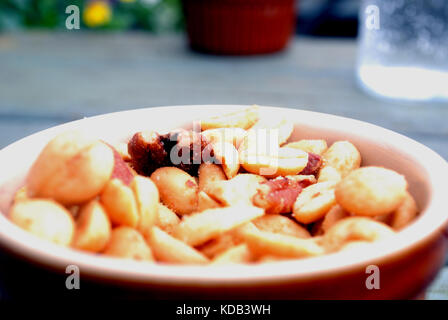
[8,106,420,265]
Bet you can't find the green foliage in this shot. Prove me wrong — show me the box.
[0,0,183,32]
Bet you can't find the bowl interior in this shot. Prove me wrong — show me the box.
[0,105,446,284]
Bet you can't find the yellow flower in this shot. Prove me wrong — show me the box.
[83,1,112,28]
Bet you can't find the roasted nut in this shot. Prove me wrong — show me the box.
[146,226,208,264]
[339,240,371,252]
[240,144,309,178]
[155,203,180,234]
[284,139,328,155]
[200,105,259,130]
[27,131,114,205]
[198,191,221,211]
[13,186,29,203]
[198,163,227,193]
[206,173,266,206]
[111,142,131,162]
[249,116,294,145]
[197,232,240,259]
[211,142,240,179]
[373,213,392,224]
[322,217,395,252]
[239,128,309,177]
[131,175,159,236]
[110,144,134,185]
[101,178,140,228]
[150,167,198,215]
[323,141,361,177]
[9,199,74,246]
[298,152,323,176]
[317,165,342,183]
[293,181,337,224]
[201,128,246,148]
[252,175,314,214]
[103,226,154,261]
[169,129,211,174]
[73,200,111,252]
[172,205,264,246]
[210,244,253,265]
[390,192,418,230]
[240,226,324,258]
[253,215,311,238]
[335,166,408,216]
[128,131,168,176]
[320,204,350,234]
[128,129,208,176]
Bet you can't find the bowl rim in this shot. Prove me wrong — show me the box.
[0,104,448,286]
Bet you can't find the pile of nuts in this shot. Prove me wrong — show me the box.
[8,105,419,264]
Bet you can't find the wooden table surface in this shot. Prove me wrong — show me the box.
[0,32,447,299]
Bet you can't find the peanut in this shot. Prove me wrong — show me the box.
[201,128,246,148]
[390,192,418,230]
[323,217,395,252]
[197,232,240,259]
[252,175,314,214]
[101,178,139,228]
[206,173,266,206]
[293,181,337,224]
[110,144,134,185]
[284,139,328,155]
[322,141,361,177]
[27,131,114,205]
[103,226,154,261]
[211,142,240,179]
[130,175,159,236]
[155,203,180,234]
[198,163,227,193]
[317,165,341,183]
[335,166,408,216]
[253,215,311,238]
[320,205,350,234]
[111,142,131,162]
[146,227,208,264]
[200,105,259,130]
[210,244,253,265]
[73,200,111,252]
[197,191,221,211]
[13,186,29,203]
[340,240,371,252]
[150,167,198,215]
[172,205,264,246]
[250,116,294,145]
[240,142,309,178]
[240,226,324,258]
[9,199,74,246]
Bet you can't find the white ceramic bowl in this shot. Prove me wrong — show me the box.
[0,105,447,299]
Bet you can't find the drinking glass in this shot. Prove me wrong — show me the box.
[357,0,448,101]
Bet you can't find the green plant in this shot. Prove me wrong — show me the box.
[0,0,183,32]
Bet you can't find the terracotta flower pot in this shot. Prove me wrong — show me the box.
[182,0,296,55]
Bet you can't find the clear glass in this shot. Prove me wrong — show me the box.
[357,0,448,101]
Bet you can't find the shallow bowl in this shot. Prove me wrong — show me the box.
[0,105,447,299]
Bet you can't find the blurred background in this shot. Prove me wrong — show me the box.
[1,0,447,157]
[0,0,448,300]
[0,0,360,36]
